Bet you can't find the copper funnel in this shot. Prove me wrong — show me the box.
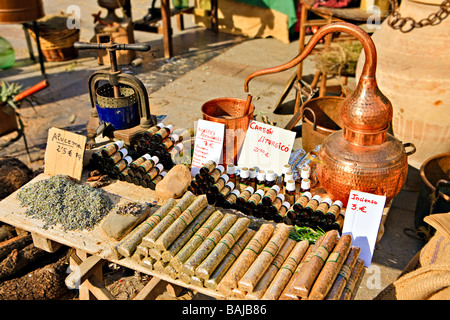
[244,22,416,206]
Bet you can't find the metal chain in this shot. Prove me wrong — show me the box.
[388,0,450,32]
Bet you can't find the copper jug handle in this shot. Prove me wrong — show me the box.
[302,107,317,131]
[403,142,416,156]
[244,21,377,93]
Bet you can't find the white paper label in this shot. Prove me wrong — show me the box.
[191,119,225,175]
[237,120,295,175]
[342,190,386,267]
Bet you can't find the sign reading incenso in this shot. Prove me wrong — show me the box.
[238,120,296,175]
[44,127,86,180]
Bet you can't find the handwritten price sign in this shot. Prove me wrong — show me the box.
[44,127,86,181]
[238,120,295,175]
[191,119,225,174]
[342,190,386,267]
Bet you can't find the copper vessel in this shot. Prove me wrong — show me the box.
[244,22,416,206]
[202,97,255,165]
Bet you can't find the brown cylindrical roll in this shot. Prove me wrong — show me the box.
[292,230,339,298]
[340,258,365,300]
[309,234,353,300]
[170,211,223,272]
[161,206,215,262]
[217,223,275,295]
[115,199,177,258]
[182,213,238,276]
[165,263,178,279]
[278,236,324,300]
[140,256,155,270]
[154,196,209,252]
[205,229,255,290]
[141,192,198,248]
[238,224,292,293]
[246,238,297,300]
[195,217,251,280]
[327,246,361,300]
[261,240,310,300]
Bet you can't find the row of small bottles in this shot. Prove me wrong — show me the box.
[135,122,190,170]
[187,159,344,232]
[88,140,166,190]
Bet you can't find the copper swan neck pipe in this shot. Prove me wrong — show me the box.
[244,22,377,92]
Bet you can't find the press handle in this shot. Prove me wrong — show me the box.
[403,142,416,156]
[74,42,151,52]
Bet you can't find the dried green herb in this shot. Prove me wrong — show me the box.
[17,175,113,231]
[289,225,325,244]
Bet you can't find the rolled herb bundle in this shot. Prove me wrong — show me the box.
[261,239,310,300]
[205,229,255,290]
[327,246,361,300]
[238,224,291,293]
[170,210,223,272]
[292,230,339,298]
[217,223,274,295]
[246,238,296,300]
[161,205,215,262]
[195,217,251,280]
[309,234,353,300]
[141,192,197,248]
[115,199,176,258]
[182,213,238,276]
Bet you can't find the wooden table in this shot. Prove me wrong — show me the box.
[0,168,390,300]
[0,171,227,300]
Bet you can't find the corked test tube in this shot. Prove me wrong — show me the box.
[261,239,310,300]
[340,258,365,300]
[217,223,275,295]
[115,199,177,258]
[237,223,292,293]
[327,246,361,300]
[246,238,297,300]
[182,213,238,276]
[195,217,251,280]
[205,229,255,290]
[161,205,215,263]
[154,195,210,252]
[292,230,339,298]
[278,236,324,300]
[170,211,224,272]
[141,192,197,248]
[309,234,353,300]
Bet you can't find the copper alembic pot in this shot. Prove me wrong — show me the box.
[244,22,416,206]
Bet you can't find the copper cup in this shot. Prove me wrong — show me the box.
[201,97,255,165]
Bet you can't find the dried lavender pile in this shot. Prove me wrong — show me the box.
[17,175,114,231]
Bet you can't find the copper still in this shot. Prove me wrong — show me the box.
[244,22,416,206]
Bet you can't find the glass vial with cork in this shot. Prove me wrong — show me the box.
[246,189,265,216]
[256,170,266,191]
[264,170,276,192]
[152,124,174,143]
[239,167,250,192]
[143,123,164,141]
[285,179,296,206]
[227,164,236,186]
[101,140,124,157]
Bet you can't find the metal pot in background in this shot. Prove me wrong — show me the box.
[301,96,343,153]
[0,0,44,23]
[414,153,450,236]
